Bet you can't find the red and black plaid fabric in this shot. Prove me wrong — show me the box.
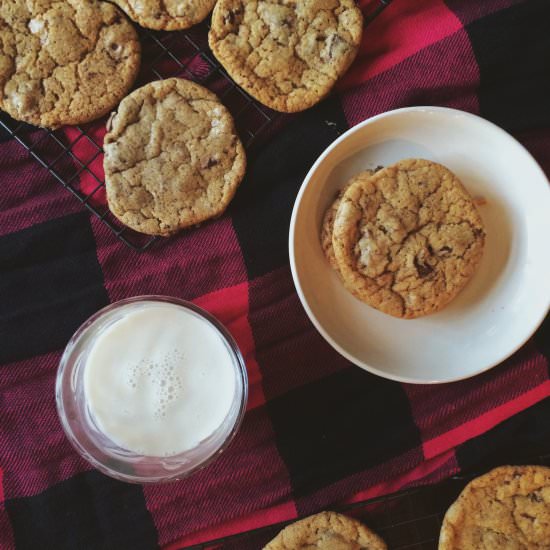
[1,0,550,548]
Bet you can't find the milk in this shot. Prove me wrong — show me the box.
[83,303,237,457]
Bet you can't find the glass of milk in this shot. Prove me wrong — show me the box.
[56,296,248,483]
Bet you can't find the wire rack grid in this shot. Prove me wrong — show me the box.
[182,452,550,549]
[0,0,393,251]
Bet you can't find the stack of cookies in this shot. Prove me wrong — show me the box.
[321,159,485,318]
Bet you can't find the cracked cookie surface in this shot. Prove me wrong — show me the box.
[263,511,387,550]
[208,0,363,113]
[439,465,550,550]
[0,0,140,129]
[332,159,485,319]
[110,0,215,30]
[321,170,373,273]
[104,78,246,236]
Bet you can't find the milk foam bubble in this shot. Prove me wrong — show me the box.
[83,303,237,457]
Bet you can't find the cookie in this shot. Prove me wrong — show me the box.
[439,465,550,549]
[208,0,363,113]
[332,159,485,319]
[0,0,140,129]
[104,78,246,236]
[110,0,216,30]
[321,170,374,272]
[263,511,387,550]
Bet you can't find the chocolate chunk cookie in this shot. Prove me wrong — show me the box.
[0,0,140,129]
[208,0,363,113]
[332,159,485,318]
[110,0,216,30]
[263,511,387,550]
[321,170,374,273]
[439,465,550,549]
[104,78,246,236]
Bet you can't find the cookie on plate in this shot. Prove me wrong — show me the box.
[0,0,140,129]
[110,0,216,30]
[104,78,246,236]
[321,170,374,273]
[439,465,550,549]
[208,0,363,113]
[332,159,485,319]
[263,511,387,550]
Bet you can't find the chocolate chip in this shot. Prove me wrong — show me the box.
[205,158,219,168]
[439,245,452,255]
[106,111,116,132]
[414,257,433,278]
[224,7,243,25]
[328,35,347,60]
[282,17,293,27]
[87,72,97,80]
[521,513,536,521]
[530,492,543,503]
[427,244,434,255]
[374,165,384,172]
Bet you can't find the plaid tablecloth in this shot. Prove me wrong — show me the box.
[1,0,550,548]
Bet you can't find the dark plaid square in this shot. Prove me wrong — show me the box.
[457,397,550,472]
[463,0,550,130]
[231,96,349,279]
[268,367,421,497]
[6,471,158,550]
[0,212,108,363]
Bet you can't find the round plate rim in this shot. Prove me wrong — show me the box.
[288,106,550,384]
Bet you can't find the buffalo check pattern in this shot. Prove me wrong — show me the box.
[1,1,549,548]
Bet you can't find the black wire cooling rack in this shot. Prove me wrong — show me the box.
[182,452,550,549]
[0,0,393,251]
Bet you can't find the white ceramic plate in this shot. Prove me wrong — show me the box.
[289,107,550,384]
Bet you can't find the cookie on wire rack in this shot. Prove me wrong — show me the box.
[0,0,140,129]
[104,78,246,236]
[208,0,364,112]
[109,0,216,30]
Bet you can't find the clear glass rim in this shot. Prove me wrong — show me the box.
[56,295,248,483]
